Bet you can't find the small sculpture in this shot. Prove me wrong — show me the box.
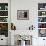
[11,23,16,30]
[29,25,35,30]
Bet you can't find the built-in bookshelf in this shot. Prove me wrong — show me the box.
[0,3,8,37]
[38,3,46,37]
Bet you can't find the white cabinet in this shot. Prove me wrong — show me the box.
[38,38,46,46]
[0,35,8,45]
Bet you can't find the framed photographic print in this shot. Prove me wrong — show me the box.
[17,10,29,20]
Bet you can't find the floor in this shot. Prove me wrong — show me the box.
[0,45,8,46]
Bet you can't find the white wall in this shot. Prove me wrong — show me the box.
[11,0,38,30]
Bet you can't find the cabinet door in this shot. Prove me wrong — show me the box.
[38,39,44,46]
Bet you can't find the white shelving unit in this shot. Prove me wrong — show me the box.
[0,3,8,45]
[38,3,46,37]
